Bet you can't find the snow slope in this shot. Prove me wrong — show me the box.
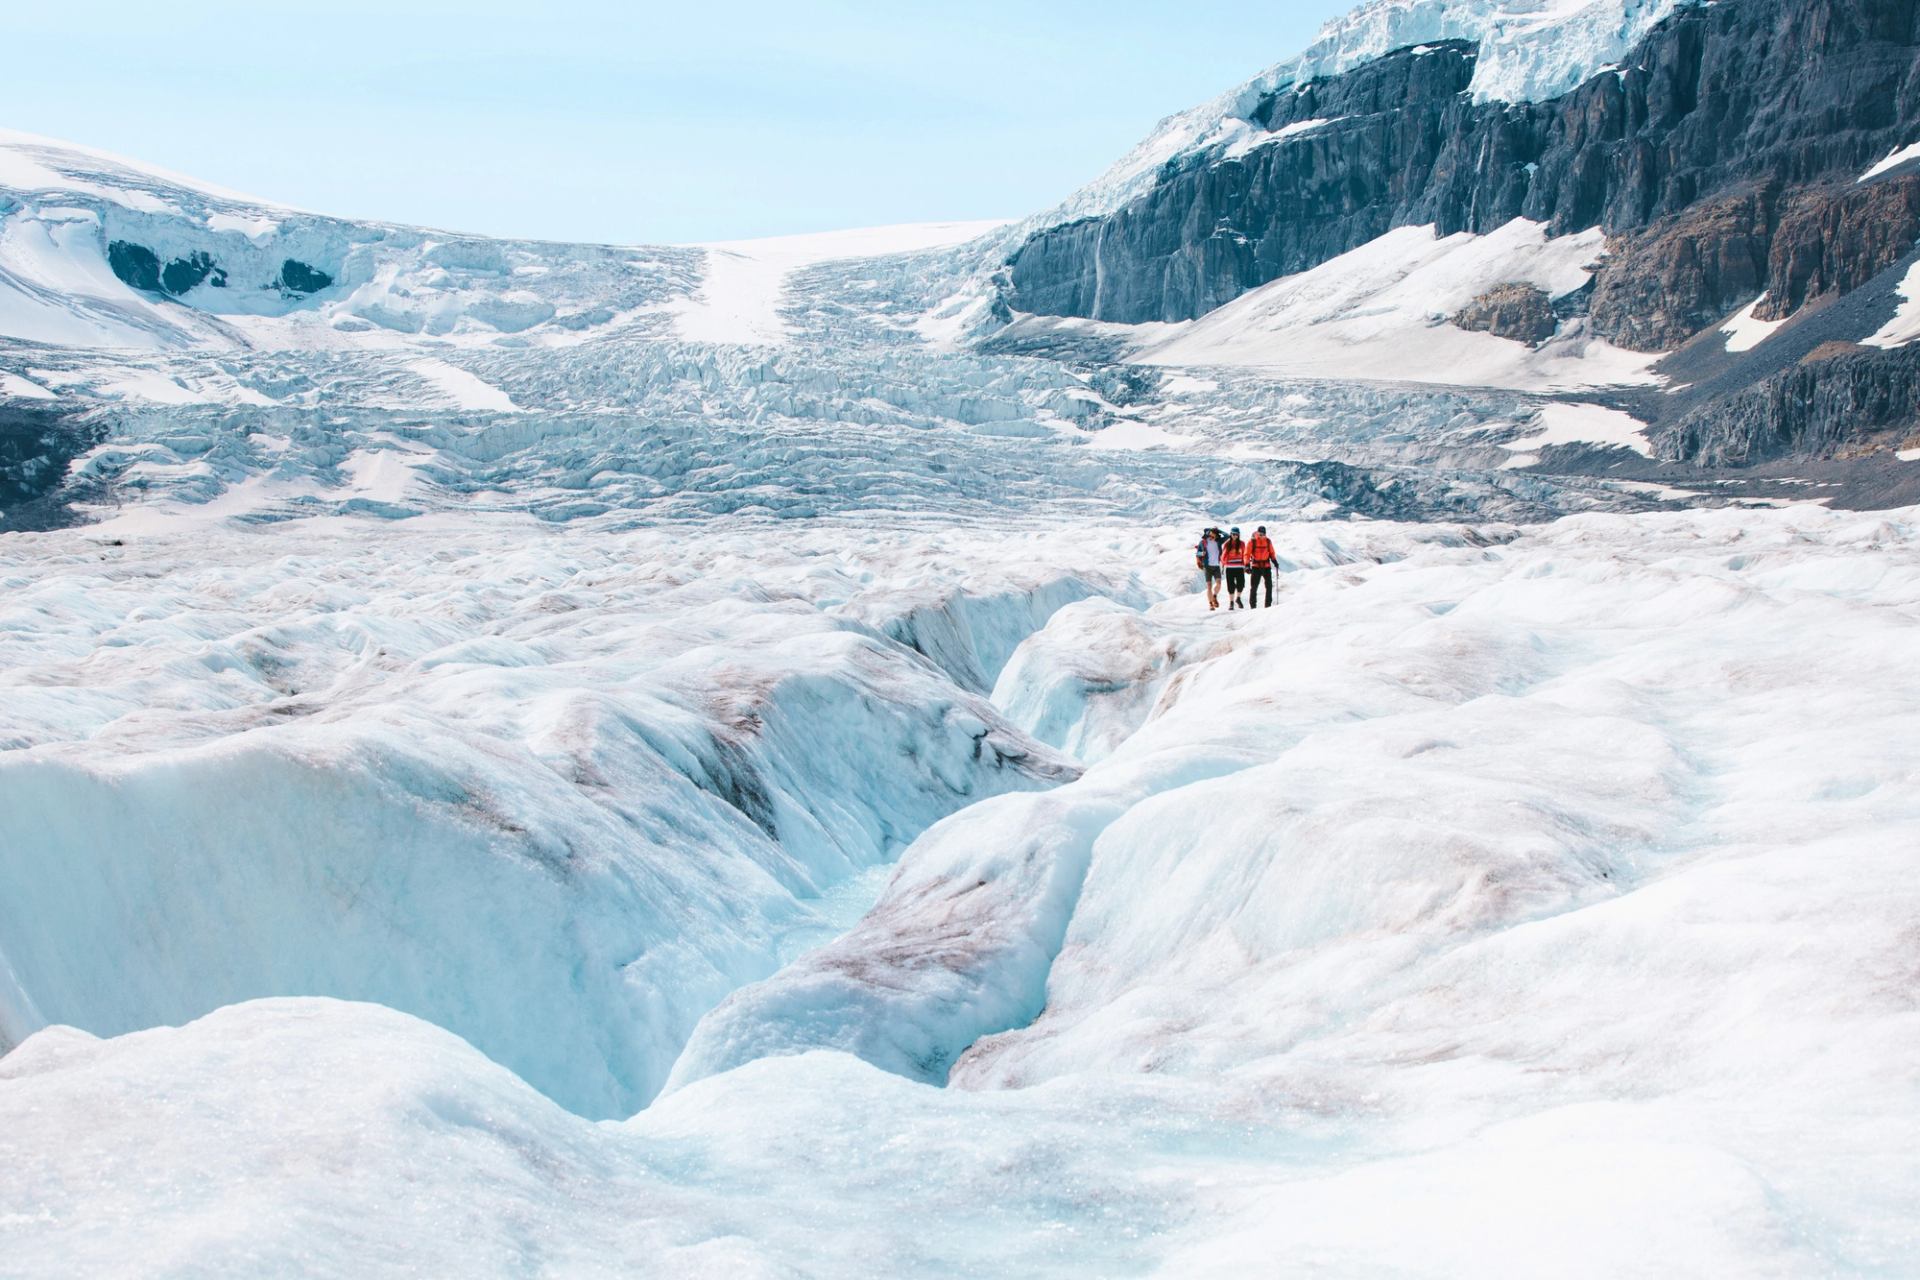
[671,222,1005,345]
[1124,221,1662,392]
[0,131,701,352]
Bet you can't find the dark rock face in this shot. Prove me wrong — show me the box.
[1758,174,1920,319]
[277,259,333,295]
[1655,342,1920,465]
[161,250,226,294]
[1452,283,1557,346]
[109,241,230,296]
[1008,41,1489,322]
[106,242,332,299]
[1007,0,1920,340]
[107,240,162,293]
[1588,191,1774,350]
[0,402,106,532]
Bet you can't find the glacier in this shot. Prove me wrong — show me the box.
[5,2,1920,1273]
[5,506,1919,1276]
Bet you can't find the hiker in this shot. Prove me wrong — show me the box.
[1194,526,1225,611]
[1246,525,1277,608]
[1221,527,1248,610]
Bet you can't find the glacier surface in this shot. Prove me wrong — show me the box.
[5,506,1919,1277]
[4,8,1919,1271]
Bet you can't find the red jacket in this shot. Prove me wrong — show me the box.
[1220,538,1248,569]
[1247,533,1276,568]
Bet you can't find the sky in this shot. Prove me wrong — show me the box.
[0,1,1353,244]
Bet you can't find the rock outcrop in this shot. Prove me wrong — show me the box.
[0,402,104,532]
[108,239,332,298]
[1452,283,1557,346]
[1655,341,1920,466]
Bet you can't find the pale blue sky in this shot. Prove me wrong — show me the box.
[2,2,1351,244]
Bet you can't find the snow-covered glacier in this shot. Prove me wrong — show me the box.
[5,2,1920,1272]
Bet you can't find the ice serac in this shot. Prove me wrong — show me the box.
[0,129,700,350]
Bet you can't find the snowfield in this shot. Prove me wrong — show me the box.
[1126,221,1662,393]
[4,504,1918,1276]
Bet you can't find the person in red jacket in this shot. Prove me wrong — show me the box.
[1220,527,1248,610]
[1246,525,1278,608]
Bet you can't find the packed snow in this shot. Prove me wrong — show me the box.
[1866,257,1920,350]
[403,357,519,412]
[1859,139,1920,184]
[1720,294,1789,352]
[1503,402,1653,459]
[0,370,54,398]
[1123,221,1661,392]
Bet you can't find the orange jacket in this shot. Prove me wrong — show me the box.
[1220,537,1248,569]
[1247,533,1276,568]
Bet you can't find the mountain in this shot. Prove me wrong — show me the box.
[6,3,1920,527]
[995,0,1920,483]
[3,3,1920,1276]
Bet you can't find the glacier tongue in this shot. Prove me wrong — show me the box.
[5,504,1918,1277]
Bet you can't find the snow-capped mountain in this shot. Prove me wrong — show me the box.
[1017,0,1694,235]
[4,0,1920,1275]
[0,127,703,353]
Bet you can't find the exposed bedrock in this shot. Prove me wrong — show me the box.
[1006,0,1920,339]
[1655,341,1920,465]
[0,402,105,532]
[1452,282,1557,346]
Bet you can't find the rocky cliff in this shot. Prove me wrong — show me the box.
[1657,342,1920,466]
[1006,0,1920,353]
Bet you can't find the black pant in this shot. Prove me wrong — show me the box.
[1248,566,1273,607]
[1225,568,1245,599]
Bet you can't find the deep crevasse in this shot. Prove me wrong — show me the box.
[0,518,1148,1114]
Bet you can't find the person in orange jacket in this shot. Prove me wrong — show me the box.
[1246,525,1278,608]
[1220,527,1248,610]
